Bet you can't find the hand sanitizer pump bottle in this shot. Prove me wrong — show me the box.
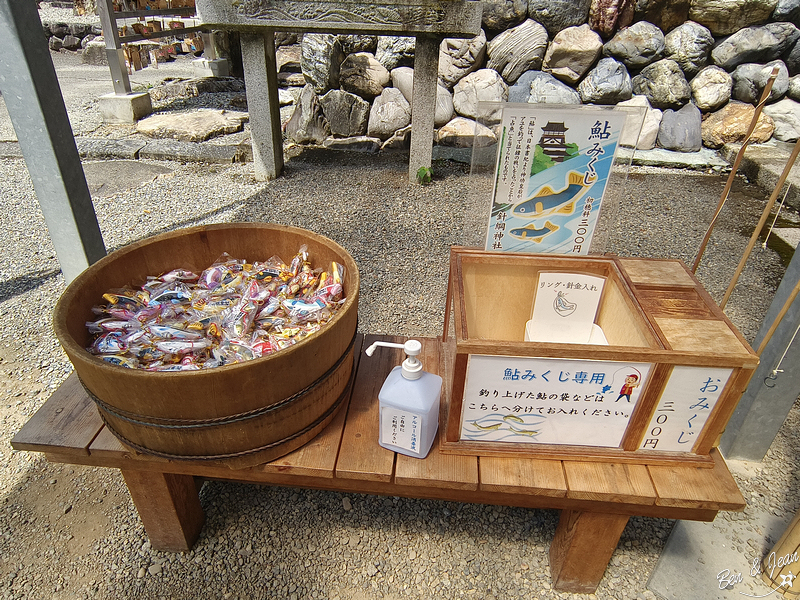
[365,340,443,459]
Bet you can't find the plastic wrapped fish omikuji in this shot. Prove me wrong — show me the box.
[84,246,346,371]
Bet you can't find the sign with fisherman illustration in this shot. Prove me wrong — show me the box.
[460,354,652,447]
[485,105,627,255]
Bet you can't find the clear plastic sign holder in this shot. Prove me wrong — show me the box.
[462,100,646,256]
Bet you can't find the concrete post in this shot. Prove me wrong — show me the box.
[240,31,283,181]
[0,0,106,283]
[409,36,440,184]
[720,247,800,461]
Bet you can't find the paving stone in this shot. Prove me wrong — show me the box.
[75,137,147,160]
[136,110,249,143]
[139,139,241,163]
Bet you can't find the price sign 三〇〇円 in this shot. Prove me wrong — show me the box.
[486,106,627,255]
[460,355,653,448]
[639,366,733,452]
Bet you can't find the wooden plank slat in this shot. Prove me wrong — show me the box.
[10,373,103,456]
[564,461,656,505]
[655,317,754,359]
[480,457,566,497]
[334,334,397,482]
[618,258,697,287]
[261,338,362,478]
[648,448,746,511]
[395,338,478,490]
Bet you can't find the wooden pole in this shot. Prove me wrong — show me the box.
[720,138,800,309]
[692,65,780,274]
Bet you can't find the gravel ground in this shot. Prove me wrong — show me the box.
[2,7,800,600]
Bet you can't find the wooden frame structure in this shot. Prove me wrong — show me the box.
[441,247,759,466]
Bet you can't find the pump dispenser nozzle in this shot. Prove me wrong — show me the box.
[364,340,423,380]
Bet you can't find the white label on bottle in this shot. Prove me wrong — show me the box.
[381,407,423,455]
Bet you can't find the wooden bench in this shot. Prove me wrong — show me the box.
[11,334,746,594]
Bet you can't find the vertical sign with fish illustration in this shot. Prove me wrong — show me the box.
[485,105,627,255]
[460,355,652,447]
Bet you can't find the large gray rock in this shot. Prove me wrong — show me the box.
[381,125,411,151]
[319,90,371,137]
[509,71,581,103]
[339,52,390,100]
[301,34,345,94]
[634,0,691,32]
[375,36,415,71]
[482,0,527,31]
[617,95,663,149]
[589,0,636,39]
[507,70,539,102]
[789,74,800,99]
[49,36,63,52]
[657,102,702,151]
[711,22,800,71]
[632,58,691,109]
[285,85,330,144]
[367,87,411,140]
[390,67,455,127]
[136,109,249,142]
[603,21,665,69]
[763,97,800,139]
[786,39,800,75]
[486,19,549,83]
[701,101,775,146]
[62,34,82,51]
[437,117,497,147]
[732,60,790,103]
[774,0,800,23]
[528,0,592,36]
[578,57,632,103]
[453,69,509,123]
[69,23,92,38]
[691,66,733,111]
[664,21,714,77]
[80,34,97,49]
[81,39,107,66]
[48,22,69,38]
[439,31,487,90]
[339,35,378,55]
[542,24,603,85]
[689,0,778,36]
[323,136,382,153]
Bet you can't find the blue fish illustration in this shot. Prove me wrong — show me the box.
[509,220,559,242]
[512,171,589,218]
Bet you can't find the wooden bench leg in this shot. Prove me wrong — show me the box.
[122,470,205,552]
[549,509,629,593]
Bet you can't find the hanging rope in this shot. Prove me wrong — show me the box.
[761,184,790,251]
[720,138,800,309]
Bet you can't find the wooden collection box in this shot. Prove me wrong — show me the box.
[441,247,759,467]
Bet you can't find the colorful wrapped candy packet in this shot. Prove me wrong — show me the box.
[85,246,346,370]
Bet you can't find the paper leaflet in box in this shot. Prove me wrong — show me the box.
[525,272,607,344]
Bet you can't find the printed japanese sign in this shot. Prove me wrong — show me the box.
[639,366,732,452]
[527,272,606,344]
[485,105,627,255]
[460,354,652,447]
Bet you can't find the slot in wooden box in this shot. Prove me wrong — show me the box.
[441,247,759,467]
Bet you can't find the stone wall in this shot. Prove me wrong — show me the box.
[285,0,800,153]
